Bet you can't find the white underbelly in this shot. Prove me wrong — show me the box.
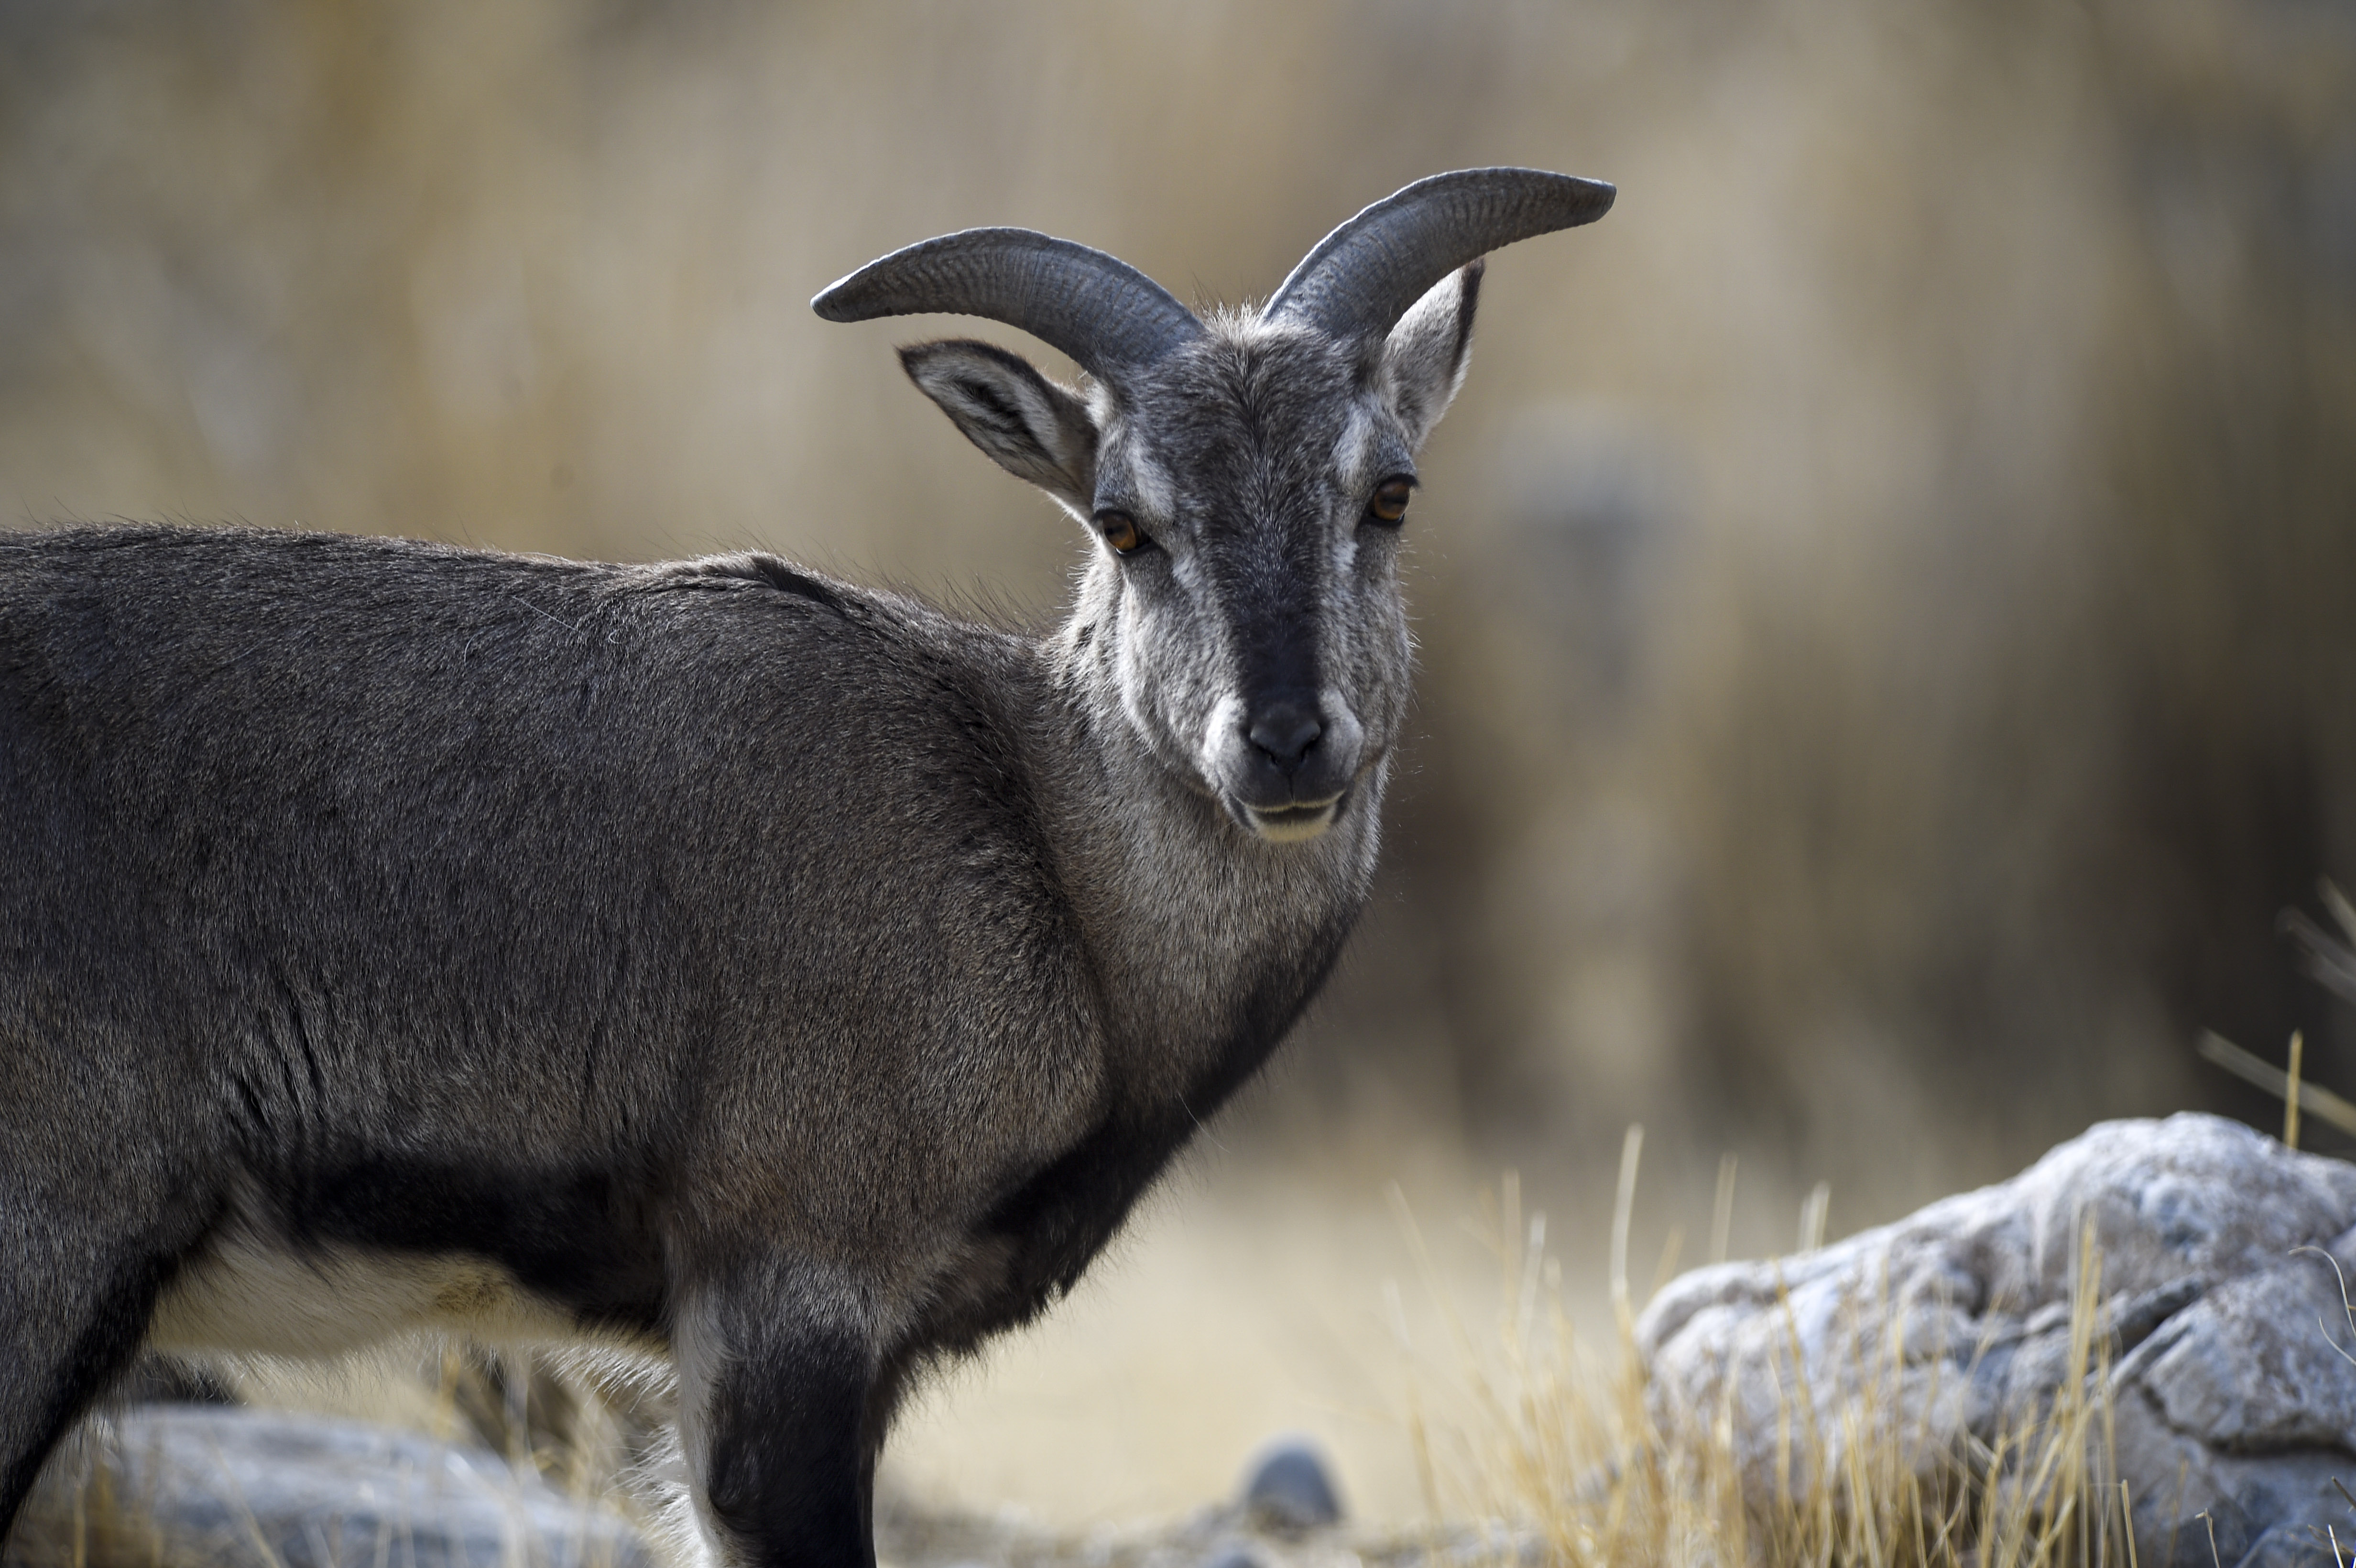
[147,1231,592,1357]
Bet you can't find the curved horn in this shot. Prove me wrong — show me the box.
[1262,168,1615,345]
[812,227,1201,378]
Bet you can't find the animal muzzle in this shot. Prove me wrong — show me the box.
[1212,690,1366,841]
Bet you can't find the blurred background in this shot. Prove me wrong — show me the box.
[5,0,2354,1529]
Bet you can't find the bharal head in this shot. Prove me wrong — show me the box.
[814,169,1614,844]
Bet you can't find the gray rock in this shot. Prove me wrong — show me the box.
[1238,1437,1344,1533]
[1637,1114,2356,1568]
[27,1405,651,1568]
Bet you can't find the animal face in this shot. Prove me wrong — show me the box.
[900,266,1481,844]
[1080,325,1413,841]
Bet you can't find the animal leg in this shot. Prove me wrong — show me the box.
[0,1205,189,1541]
[679,1274,885,1568]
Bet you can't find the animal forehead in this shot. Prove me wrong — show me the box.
[1123,329,1367,482]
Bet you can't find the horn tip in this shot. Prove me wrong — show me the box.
[1458,165,1617,224]
[1507,168,1615,224]
[810,278,869,323]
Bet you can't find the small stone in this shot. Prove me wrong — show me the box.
[1238,1437,1344,1533]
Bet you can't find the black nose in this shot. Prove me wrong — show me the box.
[1246,698,1324,773]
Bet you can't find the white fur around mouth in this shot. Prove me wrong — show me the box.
[1243,797,1341,844]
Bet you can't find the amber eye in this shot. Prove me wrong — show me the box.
[1097,511,1146,554]
[1366,477,1414,525]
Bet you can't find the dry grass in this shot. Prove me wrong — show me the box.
[1387,1160,2141,1568]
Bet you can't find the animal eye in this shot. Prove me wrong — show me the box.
[1096,511,1148,555]
[1365,478,1415,526]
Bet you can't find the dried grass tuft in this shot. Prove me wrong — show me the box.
[1392,1152,2138,1568]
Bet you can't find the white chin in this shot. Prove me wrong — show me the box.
[1244,801,1338,843]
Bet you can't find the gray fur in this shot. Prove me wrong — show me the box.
[0,169,1609,1568]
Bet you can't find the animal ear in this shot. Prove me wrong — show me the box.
[1378,258,1483,451]
[899,340,1099,514]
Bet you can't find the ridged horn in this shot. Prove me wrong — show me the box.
[812,227,1201,378]
[1262,168,1615,345]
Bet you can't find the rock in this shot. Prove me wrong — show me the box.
[1238,1437,1344,1533]
[20,1405,652,1568]
[1637,1113,2356,1568]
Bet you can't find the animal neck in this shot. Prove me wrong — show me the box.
[1029,591,1386,1113]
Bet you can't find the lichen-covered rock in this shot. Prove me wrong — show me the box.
[14,1405,651,1568]
[1636,1114,2356,1568]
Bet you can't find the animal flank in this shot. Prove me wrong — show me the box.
[0,167,1612,1568]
